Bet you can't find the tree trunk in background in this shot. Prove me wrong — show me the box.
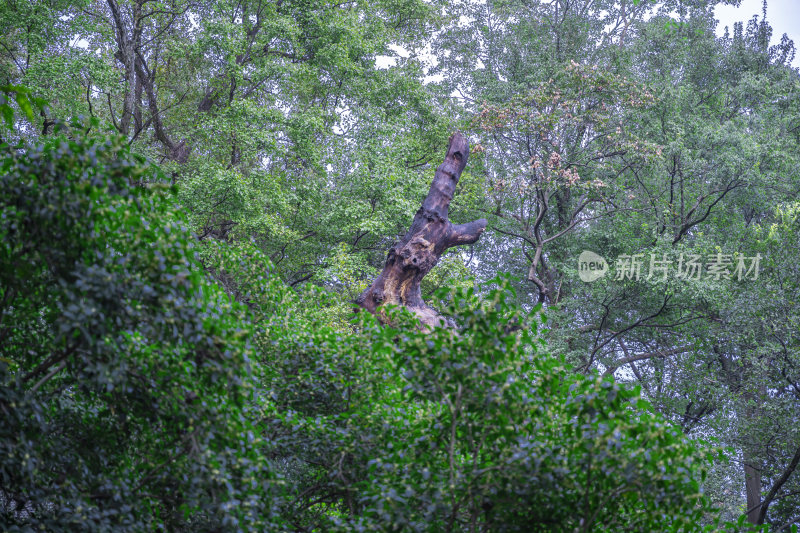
[356,132,487,329]
[744,460,762,524]
[743,385,765,525]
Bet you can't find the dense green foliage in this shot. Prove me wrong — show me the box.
[0,126,275,530]
[1,0,799,530]
[1,127,717,530]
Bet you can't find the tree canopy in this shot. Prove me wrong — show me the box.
[1,0,799,531]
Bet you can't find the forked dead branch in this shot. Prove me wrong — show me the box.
[356,132,487,329]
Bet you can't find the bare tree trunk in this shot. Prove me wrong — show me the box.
[743,386,765,525]
[744,460,762,524]
[356,132,487,329]
[108,0,135,136]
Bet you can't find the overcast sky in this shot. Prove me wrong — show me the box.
[376,1,800,71]
[714,0,800,67]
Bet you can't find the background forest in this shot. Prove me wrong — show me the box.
[1,0,799,531]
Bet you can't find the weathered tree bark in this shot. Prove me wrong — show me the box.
[743,385,766,525]
[744,460,762,524]
[356,132,487,329]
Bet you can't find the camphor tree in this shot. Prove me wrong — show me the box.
[426,0,800,527]
[570,7,800,527]
[0,0,461,300]
[0,113,275,530]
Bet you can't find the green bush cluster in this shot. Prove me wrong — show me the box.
[1,124,721,531]
[0,128,275,531]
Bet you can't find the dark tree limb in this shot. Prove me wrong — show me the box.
[356,133,487,329]
[602,344,693,377]
[756,443,800,524]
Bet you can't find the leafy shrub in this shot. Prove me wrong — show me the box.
[211,235,718,531]
[0,118,717,532]
[0,130,274,531]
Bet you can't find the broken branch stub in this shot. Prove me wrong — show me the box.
[356,132,487,328]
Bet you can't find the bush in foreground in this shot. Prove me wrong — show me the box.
[2,125,716,531]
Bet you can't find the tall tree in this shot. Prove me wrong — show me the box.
[431,0,800,526]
